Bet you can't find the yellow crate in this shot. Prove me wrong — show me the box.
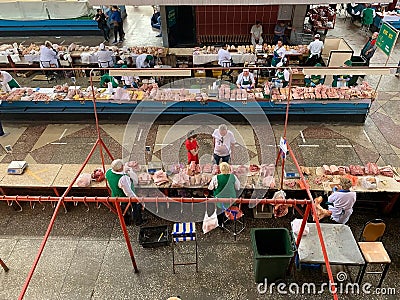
[212,70,222,77]
[194,70,206,78]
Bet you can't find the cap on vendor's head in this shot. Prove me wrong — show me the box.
[219,162,231,174]
[243,68,249,72]
[187,130,197,139]
[314,34,320,39]
[344,60,352,66]
[340,177,352,190]
[99,43,105,50]
[146,55,153,61]
[111,159,124,172]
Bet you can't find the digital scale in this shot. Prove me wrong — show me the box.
[7,161,28,175]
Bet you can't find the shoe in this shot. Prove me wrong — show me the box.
[395,74,400,78]
[0,132,10,137]
[156,34,162,37]
[104,39,109,43]
[119,40,123,43]
[112,41,118,45]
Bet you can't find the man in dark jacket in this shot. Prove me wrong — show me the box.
[361,32,378,66]
[110,6,124,44]
[95,9,110,42]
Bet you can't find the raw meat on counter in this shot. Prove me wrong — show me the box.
[365,162,379,175]
[152,170,169,186]
[350,165,364,176]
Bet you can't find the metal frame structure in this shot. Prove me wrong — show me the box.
[1,64,391,299]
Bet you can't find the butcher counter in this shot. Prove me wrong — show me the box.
[0,164,399,214]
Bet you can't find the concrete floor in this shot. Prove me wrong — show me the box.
[0,9,400,300]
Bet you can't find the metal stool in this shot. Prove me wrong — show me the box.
[0,258,9,272]
[357,242,391,287]
[172,222,198,273]
[222,205,245,241]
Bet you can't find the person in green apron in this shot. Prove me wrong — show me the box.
[275,67,290,87]
[236,68,255,89]
[271,39,286,67]
[105,159,144,226]
[99,72,119,88]
[0,71,20,92]
[305,63,324,87]
[208,162,241,227]
[332,60,353,88]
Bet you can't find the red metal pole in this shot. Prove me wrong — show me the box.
[114,198,139,273]
[287,144,338,300]
[0,195,311,205]
[18,140,101,300]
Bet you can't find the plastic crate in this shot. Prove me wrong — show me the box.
[139,225,171,248]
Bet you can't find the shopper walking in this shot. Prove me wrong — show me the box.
[185,130,199,164]
[360,32,379,66]
[250,21,263,47]
[110,6,124,44]
[95,9,110,42]
[396,60,400,78]
[212,124,236,164]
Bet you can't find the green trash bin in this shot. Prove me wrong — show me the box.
[250,228,295,283]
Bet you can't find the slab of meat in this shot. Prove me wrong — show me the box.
[350,165,364,176]
[323,165,331,175]
[365,162,379,175]
[212,164,220,175]
[152,170,169,186]
[313,196,331,221]
[202,163,213,173]
[138,172,152,185]
[338,166,347,175]
[172,170,190,187]
[379,166,394,177]
[234,165,249,176]
[260,164,275,177]
[249,164,260,172]
[330,165,339,175]
[262,176,275,188]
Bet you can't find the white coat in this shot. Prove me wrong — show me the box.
[39,46,59,67]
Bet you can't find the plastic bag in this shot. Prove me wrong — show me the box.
[291,218,309,236]
[361,176,378,190]
[202,210,218,234]
[76,173,92,187]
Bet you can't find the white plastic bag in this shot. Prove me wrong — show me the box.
[291,218,309,236]
[361,176,378,190]
[202,210,218,234]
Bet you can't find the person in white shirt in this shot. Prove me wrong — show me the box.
[327,177,356,224]
[212,124,236,164]
[305,34,324,66]
[250,21,263,47]
[136,54,154,68]
[217,45,232,67]
[97,43,114,68]
[0,71,20,92]
[39,41,59,67]
[236,68,255,89]
[271,39,286,67]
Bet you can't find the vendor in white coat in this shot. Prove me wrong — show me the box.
[136,54,154,68]
[271,39,286,67]
[39,41,59,68]
[0,71,20,92]
[250,21,263,47]
[305,34,324,66]
[217,45,232,67]
[236,68,255,89]
[97,43,114,68]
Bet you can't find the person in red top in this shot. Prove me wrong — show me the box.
[185,130,199,164]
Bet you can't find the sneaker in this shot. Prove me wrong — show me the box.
[0,132,10,137]
[112,41,118,45]
[156,34,162,37]
[119,40,123,43]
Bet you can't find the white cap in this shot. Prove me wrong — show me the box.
[99,43,105,50]
[314,34,320,38]
[243,68,249,72]
[111,159,124,171]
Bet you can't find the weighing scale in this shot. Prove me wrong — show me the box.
[7,161,28,175]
